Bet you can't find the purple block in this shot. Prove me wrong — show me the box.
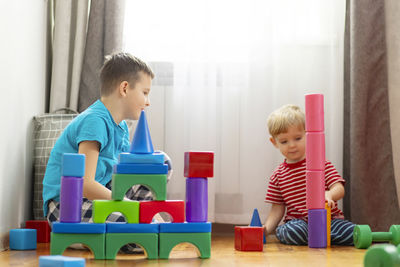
[308,209,327,248]
[60,176,83,223]
[186,177,208,222]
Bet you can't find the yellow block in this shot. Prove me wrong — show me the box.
[325,202,331,247]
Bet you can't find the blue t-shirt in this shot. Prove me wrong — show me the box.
[42,100,130,216]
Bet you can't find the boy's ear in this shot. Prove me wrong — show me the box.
[270,137,278,148]
[119,81,129,97]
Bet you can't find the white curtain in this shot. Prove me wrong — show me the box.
[123,0,346,224]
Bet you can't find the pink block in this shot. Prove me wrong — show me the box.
[306,170,325,209]
[305,94,324,132]
[306,132,325,170]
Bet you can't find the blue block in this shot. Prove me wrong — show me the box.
[52,222,106,234]
[119,152,165,164]
[39,255,85,267]
[106,223,159,233]
[249,208,266,244]
[159,222,212,233]
[9,229,37,250]
[114,163,168,174]
[62,153,85,177]
[130,110,154,154]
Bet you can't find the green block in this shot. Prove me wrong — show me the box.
[159,232,211,259]
[50,233,105,259]
[112,174,167,201]
[106,233,158,259]
[93,200,139,224]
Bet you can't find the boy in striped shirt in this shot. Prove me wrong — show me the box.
[264,105,354,245]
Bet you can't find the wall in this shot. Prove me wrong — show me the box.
[0,0,47,250]
[386,0,400,209]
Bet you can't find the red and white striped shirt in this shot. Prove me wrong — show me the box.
[265,158,345,222]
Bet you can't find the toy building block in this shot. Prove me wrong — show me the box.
[305,93,324,132]
[119,151,165,164]
[52,222,106,234]
[9,229,37,250]
[105,233,158,260]
[306,132,325,171]
[363,244,400,267]
[114,163,168,174]
[234,226,263,251]
[159,222,212,233]
[60,176,83,223]
[139,200,185,223]
[106,222,159,233]
[26,220,51,243]
[353,225,400,249]
[92,200,139,224]
[159,232,211,259]
[50,233,105,259]
[308,209,327,248]
[184,151,214,177]
[130,110,154,154]
[186,178,208,222]
[62,153,85,177]
[306,171,325,209]
[111,173,167,201]
[39,255,85,267]
[325,202,331,247]
[249,209,266,244]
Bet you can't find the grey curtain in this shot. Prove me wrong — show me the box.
[343,0,400,230]
[78,0,126,112]
[47,0,90,112]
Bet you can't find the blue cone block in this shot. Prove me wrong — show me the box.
[130,110,154,154]
[250,208,266,244]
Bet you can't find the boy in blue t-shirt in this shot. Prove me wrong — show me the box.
[42,52,171,252]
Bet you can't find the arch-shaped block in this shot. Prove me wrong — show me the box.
[159,232,211,259]
[139,201,185,223]
[111,174,167,201]
[105,233,158,259]
[50,233,105,259]
[92,200,139,224]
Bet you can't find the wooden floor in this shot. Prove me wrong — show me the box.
[0,233,366,267]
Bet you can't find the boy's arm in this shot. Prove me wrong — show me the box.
[325,182,345,208]
[264,203,285,235]
[78,141,112,200]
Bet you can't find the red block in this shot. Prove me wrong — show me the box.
[139,200,185,223]
[235,226,263,251]
[25,220,51,243]
[184,151,214,178]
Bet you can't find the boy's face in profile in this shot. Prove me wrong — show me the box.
[125,72,152,120]
[270,125,306,163]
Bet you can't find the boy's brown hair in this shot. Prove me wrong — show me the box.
[100,52,154,96]
[267,104,305,138]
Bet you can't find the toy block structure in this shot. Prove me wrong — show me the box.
[39,255,85,267]
[49,110,214,261]
[235,226,263,251]
[60,153,85,223]
[184,151,214,223]
[26,220,51,243]
[9,229,37,250]
[305,93,327,248]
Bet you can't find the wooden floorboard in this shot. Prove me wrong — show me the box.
[0,233,365,266]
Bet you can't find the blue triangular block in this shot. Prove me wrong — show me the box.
[130,110,154,154]
[250,208,266,244]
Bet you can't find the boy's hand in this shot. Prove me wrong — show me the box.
[325,191,335,209]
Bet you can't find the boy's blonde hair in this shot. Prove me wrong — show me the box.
[267,104,305,138]
[100,52,154,96]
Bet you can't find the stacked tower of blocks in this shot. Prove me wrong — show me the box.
[305,93,329,248]
[50,110,214,260]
